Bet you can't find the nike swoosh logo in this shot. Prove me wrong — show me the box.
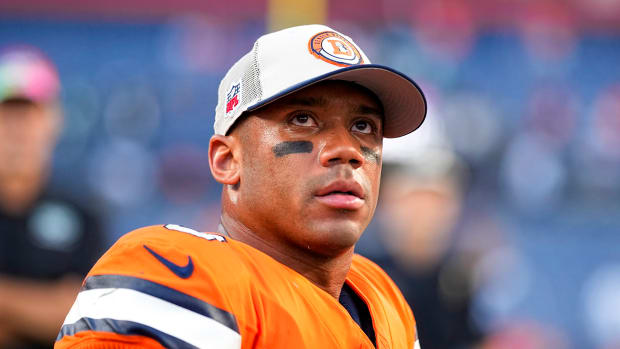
[143,245,194,279]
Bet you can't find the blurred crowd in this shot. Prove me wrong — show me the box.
[1,0,620,348]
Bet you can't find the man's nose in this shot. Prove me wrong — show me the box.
[318,127,364,169]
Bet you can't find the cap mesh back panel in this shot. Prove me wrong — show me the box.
[214,42,264,134]
[240,42,263,109]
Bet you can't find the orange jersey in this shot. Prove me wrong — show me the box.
[55,224,420,349]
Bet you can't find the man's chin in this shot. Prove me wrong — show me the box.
[303,219,366,255]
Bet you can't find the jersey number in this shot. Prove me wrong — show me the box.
[164,224,227,242]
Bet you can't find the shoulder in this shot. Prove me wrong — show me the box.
[32,193,104,249]
[90,224,247,292]
[351,254,419,344]
[351,253,398,290]
[112,223,228,248]
[57,224,246,348]
[351,253,411,313]
[97,224,231,267]
[0,193,104,277]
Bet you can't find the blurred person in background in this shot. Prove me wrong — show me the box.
[0,47,104,349]
[371,117,482,349]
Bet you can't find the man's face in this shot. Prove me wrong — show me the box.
[0,99,59,176]
[231,81,384,256]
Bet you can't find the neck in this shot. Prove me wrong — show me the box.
[219,213,353,299]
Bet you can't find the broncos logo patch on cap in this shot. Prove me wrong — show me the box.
[308,31,364,67]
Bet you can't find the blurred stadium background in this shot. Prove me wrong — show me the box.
[1,0,620,348]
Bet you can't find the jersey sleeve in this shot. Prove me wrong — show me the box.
[55,225,243,349]
[352,254,421,349]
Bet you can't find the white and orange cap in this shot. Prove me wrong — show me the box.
[214,24,427,138]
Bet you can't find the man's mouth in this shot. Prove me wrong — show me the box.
[314,180,365,210]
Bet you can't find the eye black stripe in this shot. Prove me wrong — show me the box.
[272,141,313,157]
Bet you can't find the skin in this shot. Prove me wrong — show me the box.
[0,99,60,214]
[209,80,384,298]
[0,99,82,345]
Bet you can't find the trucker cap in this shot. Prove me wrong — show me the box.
[214,24,427,138]
[0,46,60,104]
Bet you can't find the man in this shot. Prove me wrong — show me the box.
[0,47,104,348]
[373,123,482,348]
[55,24,427,348]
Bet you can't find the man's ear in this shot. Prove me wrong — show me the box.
[209,134,240,186]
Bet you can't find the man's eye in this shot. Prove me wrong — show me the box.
[352,120,374,134]
[291,113,316,126]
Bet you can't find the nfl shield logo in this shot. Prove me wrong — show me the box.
[226,83,241,114]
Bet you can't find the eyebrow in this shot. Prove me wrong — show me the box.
[353,104,383,118]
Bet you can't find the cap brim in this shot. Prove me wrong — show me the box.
[246,64,427,138]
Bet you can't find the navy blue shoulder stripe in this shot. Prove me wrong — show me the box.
[83,274,239,333]
[57,317,197,348]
